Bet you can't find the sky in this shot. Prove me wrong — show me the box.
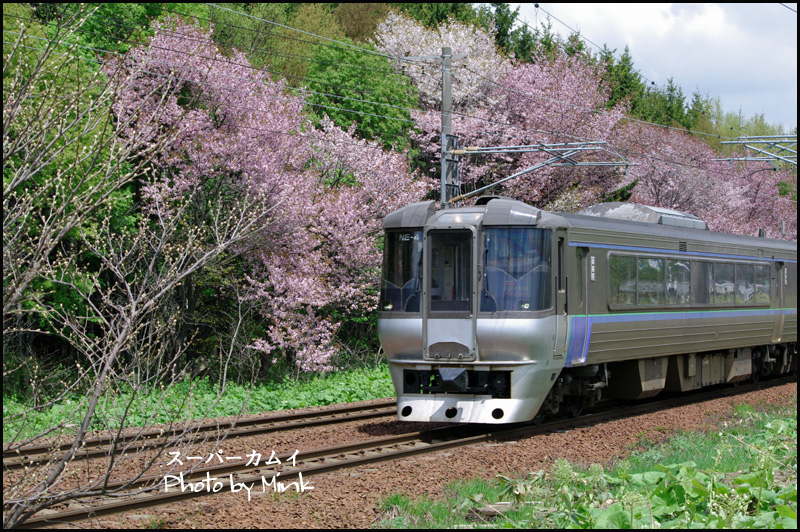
[514,3,798,132]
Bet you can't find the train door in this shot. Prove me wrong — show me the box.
[772,261,785,343]
[566,245,591,366]
[579,248,592,362]
[553,230,568,356]
[422,228,478,361]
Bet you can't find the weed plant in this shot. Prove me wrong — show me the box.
[3,364,394,443]
[377,401,798,529]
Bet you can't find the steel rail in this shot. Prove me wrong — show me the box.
[14,376,794,529]
[3,399,397,470]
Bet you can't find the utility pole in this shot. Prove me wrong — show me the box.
[440,47,459,209]
[441,47,452,208]
[401,47,465,209]
[404,49,632,208]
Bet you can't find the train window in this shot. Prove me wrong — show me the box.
[714,263,735,305]
[693,261,714,304]
[754,264,771,304]
[666,260,692,305]
[429,230,472,312]
[609,255,636,306]
[735,264,755,305]
[605,258,771,309]
[380,230,423,312]
[637,258,665,305]
[482,227,551,311]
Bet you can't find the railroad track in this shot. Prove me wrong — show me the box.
[3,399,397,470]
[11,376,795,529]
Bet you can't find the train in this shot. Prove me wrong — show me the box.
[377,197,797,424]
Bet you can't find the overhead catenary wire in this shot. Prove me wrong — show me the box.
[443,69,724,173]
[2,26,540,156]
[6,8,791,186]
[123,6,414,76]
[460,65,737,142]
[141,2,436,73]
[23,4,705,167]
[76,2,792,147]
[1,11,431,95]
[2,8,445,127]
[1,28,422,133]
[3,20,606,154]
[204,3,417,65]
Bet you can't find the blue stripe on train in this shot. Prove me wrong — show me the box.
[565,308,797,367]
[568,241,797,263]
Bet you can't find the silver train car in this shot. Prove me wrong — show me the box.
[377,197,797,424]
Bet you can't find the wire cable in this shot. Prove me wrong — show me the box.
[2,37,418,153]
[6,10,791,185]
[204,3,416,64]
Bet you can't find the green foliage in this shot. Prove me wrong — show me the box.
[778,181,797,202]
[328,306,383,368]
[497,470,546,506]
[601,46,644,110]
[633,77,696,130]
[333,3,390,43]
[476,3,541,63]
[3,3,146,351]
[210,3,342,84]
[304,37,419,149]
[3,364,394,442]
[63,3,159,54]
[602,179,638,203]
[485,3,517,56]
[391,3,486,29]
[377,402,798,529]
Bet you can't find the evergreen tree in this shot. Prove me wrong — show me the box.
[604,46,644,110]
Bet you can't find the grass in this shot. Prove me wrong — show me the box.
[376,399,798,529]
[3,364,394,443]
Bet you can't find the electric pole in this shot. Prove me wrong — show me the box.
[402,47,465,209]
[441,47,452,208]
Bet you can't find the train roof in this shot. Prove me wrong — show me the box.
[383,198,797,260]
[576,202,708,230]
[561,210,796,259]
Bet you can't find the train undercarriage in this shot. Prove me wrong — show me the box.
[391,342,797,424]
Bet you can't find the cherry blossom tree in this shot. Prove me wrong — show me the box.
[114,19,430,373]
[614,121,796,240]
[245,117,430,372]
[3,10,278,528]
[373,11,510,111]
[614,121,721,214]
[408,47,627,209]
[705,159,796,239]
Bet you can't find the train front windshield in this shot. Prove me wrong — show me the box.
[482,227,552,312]
[381,230,423,312]
[382,226,552,314]
[428,230,473,313]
